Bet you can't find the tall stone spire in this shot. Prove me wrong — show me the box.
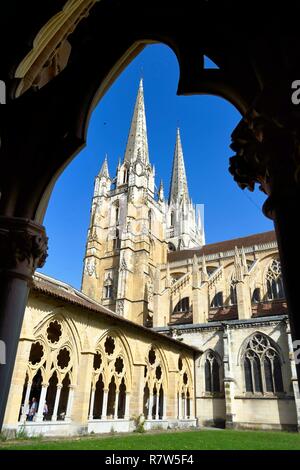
[169,128,189,204]
[124,78,149,165]
[98,154,110,178]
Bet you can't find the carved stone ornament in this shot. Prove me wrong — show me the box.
[0,217,48,276]
[14,0,99,97]
[229,107,300,196]
[120,254,127,271]
[84,257,97,277]
[116,300,124,316]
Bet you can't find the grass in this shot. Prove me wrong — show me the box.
[0,428,300,450]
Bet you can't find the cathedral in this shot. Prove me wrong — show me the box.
[3,80,300,437]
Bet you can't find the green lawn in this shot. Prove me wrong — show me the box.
[1,428,300,450]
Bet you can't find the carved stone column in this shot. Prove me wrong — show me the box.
[229,109,300,387]
[222,324,235,428]
[0,216,48,430]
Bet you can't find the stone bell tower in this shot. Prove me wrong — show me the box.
[81,79,168,326]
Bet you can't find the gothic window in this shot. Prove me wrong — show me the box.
[144,346,165,420]
[104,336,115,355]
[47,321,62,344]
[168,242,176,252]
[113,228,121,250]
[230,284,237,305]
[123,167,129,184]
[266,259,284,300]
[29,342,44,365]
[173,297,190,314]
[252,287,261,303]
[243,333,284,395]
[89,333,130,421]
[204,351,221,393]
[170,211,174,226]
[115,206,119,224]
[206,266,218,276]
[210,291,223,308]
[22,317,76,423]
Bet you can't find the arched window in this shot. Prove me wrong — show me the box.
[210,291,223,308]
[173,297,190,314]
[230,284,237,305]
[170,211,174,226]
[242,333,284,395]
[143,347,165,420]
[204,351,221,393]
[266,259,284,300]
[252,287,261,303]
[123,167,129,184]
[113,228,121,250]
[89,335,130,421]
[168,242,176,252]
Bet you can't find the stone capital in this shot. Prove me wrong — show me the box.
[0,216,48,280]
[229,108,300,219]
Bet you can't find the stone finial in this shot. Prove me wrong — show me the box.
[201,254,208,283]
[234,246,243,282]
[98,154,110,179]
[158,180,164,202]
[241,246,248,275]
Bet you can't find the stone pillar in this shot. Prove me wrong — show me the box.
[88,386,95,420]
[4,337,33,426]
[124,392,130,420]
[155,391,159,420]
[229,115,300,386]
[222,324,235,428]
[163,393,167,420]
[36,383,48,422]
[178,394,183,419]
[65,385,75,421]
[174,392,178,419]
[286,321,300,431]
[52,385,62,422]
[148,392,153,420]
[192,255,209,324]
[19,381,32,422]
[72,351,94,426]
[233,247,252,320]
[152,267,161,327]
[183,395,187,419]
[130,365,144,418]
[114,391,119,420]
[0,217,48,429]
[101,389,108,420]
[189,397,194,419]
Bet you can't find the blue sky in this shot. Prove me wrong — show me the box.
[39,44,273,289]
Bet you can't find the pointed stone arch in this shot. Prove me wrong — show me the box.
[95,328,133,393]
[237,331,284,367]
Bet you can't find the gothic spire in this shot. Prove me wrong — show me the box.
[124,78,149,165]
[99,154,110,179]
[169,128,189,204]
